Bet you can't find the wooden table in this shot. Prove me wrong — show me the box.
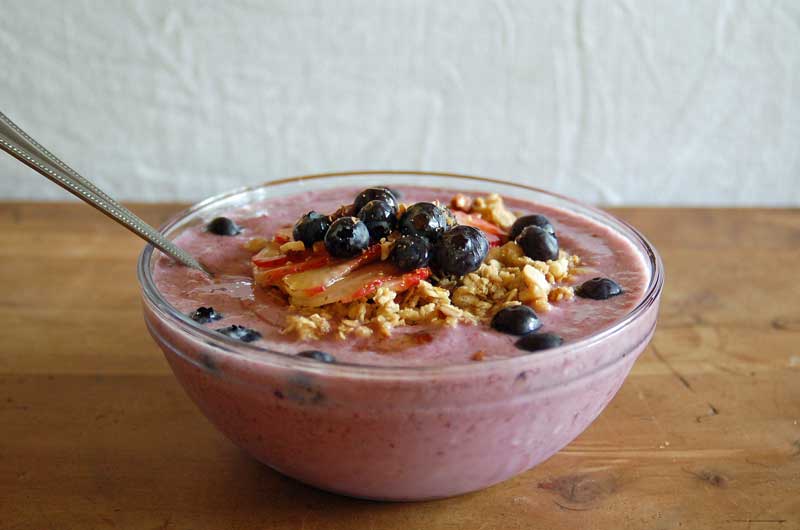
[1,203,798,530]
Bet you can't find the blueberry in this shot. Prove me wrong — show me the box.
[324,217,370,258]
[357,200,397,243]
[215,324,261,342]
[390,234,431,271]
[399,202,449,241]
[576,277,623,300]
[293,211,331,248]
[491,305,542,335]
[189,306,222,324]
[297,350,336,363]
[354,187,398,214]
[509,214,555,239]
[516,332,564,352]
[206,216,241,236]
[515,225,559,261]
[434,225,489,276]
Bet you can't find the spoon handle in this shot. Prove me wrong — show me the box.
[0,111,208,274]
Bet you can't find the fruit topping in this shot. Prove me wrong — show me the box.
[342,265,431,303]
[289,262,430,307]
[490,305,542,335]
[247,191,584,341]
[515,225,559,261]
[357,200,397,243]
[206,216,241,236]
[390,234,432,271]
[293,211,331,248]
[354,187,398,214]
[515,332,563,352]
[215,324,261,342]
[576,277,623,300]
[434,225,489,276]
[253,254,332,285]
[399,202,449,241]
[297,350,337,363]
[189,306,222,324]
[509,214,555,239]
[324,217,370,258]
[282,244,381,296]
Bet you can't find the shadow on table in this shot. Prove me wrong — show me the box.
[221,448,466,516]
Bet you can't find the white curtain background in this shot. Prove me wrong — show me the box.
[1,0,798,205]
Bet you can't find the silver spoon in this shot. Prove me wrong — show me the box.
[0,111,208,274]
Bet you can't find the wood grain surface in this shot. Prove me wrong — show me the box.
[1,202,798,530]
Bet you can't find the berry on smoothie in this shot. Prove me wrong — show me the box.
[491,305,542,336]
[215,325,262,343]
[390,234,432,271]
[293,211,331,248]
[515,225,559,261]
[354,187,398,214]
[357,200,397,243]
[189,306,222,324]
[509,213,556,239]
[515,332,564,352]
[576,277,624,300]
[324,217,370,258]
[206,216,241,236]
[398,202,449,241]
[297,350,337,363]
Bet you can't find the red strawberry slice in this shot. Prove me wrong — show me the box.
[253,254,292,268]
[283,244,382,296]
[341,267,431,303]
[254,255,332,286]
[289,263,430,307]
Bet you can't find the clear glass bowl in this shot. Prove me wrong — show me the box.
[138,171,663,500]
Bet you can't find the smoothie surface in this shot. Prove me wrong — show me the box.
[152,186,649,366]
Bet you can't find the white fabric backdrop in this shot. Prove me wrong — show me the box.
[1,0,798,205]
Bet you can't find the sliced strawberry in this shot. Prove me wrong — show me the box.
[253,254,291,268]
[341,267,431,303]
[290,263,430,307]
[453,211,506,246]
[282,244,382,296]
[289,263,391,307]
[254,255,332,286]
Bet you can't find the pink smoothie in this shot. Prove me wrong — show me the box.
[152,186,648,366]
[142,183,661,500]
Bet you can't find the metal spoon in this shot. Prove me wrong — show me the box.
[0,111,208,274]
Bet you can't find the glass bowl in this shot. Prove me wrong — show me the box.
[137,171,663,501]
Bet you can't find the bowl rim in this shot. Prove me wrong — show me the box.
[137,170,664,377]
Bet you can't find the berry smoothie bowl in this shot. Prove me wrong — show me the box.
[138,171,663,501]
